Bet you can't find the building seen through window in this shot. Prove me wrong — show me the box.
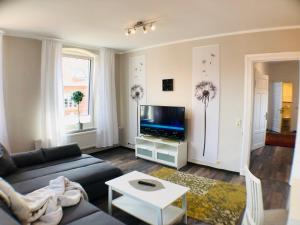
[62,55,92,130]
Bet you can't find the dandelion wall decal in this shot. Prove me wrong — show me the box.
[192,45,219,163]
[130,84,144,136]
[195,81,217,156]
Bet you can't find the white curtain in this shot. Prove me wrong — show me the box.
[0,32,10,151]
[40,40,65,148]
[94,48,119,148]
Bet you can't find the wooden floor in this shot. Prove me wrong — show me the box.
[250,145,293,209]
[92,145,293,225]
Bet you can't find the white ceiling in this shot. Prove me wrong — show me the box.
[0,0,299,51]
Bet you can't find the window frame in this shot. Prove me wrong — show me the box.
[62,49,95,133]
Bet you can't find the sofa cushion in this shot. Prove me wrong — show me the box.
[0,198,20,225]
[0,195,125,225]
[42,144,81,162]
[0,208,20,225]
[12,149,45,168]
[0,199,17,219]
[63,211,125,225]
[8,160,122,200]
[59,200,99,225]
[0,143,17,176]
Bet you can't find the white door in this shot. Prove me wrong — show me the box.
[251,74,269,150]
[271,82,283,132]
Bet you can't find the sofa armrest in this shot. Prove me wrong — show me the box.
[42,143,82,162]
[12,149,45,168]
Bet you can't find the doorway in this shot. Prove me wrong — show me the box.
[241,52,300,178]
[251,61,298,150]
[250,60,299,208]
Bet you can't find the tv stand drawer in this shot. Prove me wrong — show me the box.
[136,147,153,159]
[156,152,175,163]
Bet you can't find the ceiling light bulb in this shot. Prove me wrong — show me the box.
[151,24,156,31]
[143,26,148,34]
[125,31,129,36]
[131,28,136,34]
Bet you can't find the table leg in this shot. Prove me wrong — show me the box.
[108,186,112,215]
[157,208,163,225]
[182,194,187,224]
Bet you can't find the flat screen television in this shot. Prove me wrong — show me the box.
[140,105,185,141]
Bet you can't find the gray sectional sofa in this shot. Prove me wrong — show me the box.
[0,144,125,225]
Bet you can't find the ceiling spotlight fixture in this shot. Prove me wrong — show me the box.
[125,19,157,36]
[125,28,133,36]
[143,26,148,34]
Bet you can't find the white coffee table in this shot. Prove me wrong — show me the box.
[105,171,189,225]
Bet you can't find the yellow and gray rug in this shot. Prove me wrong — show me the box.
[150,167,246,225]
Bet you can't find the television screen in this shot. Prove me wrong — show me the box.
[140,105,185,140]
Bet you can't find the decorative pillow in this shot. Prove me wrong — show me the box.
[0,143,17,177]
[42,143,81,162]
[12,149,45,168]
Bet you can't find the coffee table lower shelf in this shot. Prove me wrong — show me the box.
[112,196,185,225]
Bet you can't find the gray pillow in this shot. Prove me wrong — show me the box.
[42,144,81,162]
[12,149,45,168]
[0,143,17,176]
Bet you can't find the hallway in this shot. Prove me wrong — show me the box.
[250,145,293,209]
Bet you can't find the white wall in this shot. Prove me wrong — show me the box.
[119,28,300,172]
[3,36,42,153]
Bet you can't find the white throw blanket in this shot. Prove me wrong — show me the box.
[0,176,88,225]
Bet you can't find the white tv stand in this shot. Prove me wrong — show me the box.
[135,136,187,170]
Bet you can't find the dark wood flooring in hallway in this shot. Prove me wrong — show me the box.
[250,145,293,209]
[92,145,293,224]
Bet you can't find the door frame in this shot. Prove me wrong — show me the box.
[240,51,300,176]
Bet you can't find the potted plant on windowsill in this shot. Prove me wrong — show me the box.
[71,91,85,130]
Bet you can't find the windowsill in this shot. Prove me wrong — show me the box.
[66,128,96,135]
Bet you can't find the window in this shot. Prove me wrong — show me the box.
[62,53,94,131]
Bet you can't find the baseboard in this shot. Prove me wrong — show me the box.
[119,145,135,150]
[120,143,135,150]
[82,144,120,154]
[188,158,240,174]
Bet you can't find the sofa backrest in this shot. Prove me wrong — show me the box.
[11,144,82,169]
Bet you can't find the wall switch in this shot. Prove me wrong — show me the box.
[236,119,242,127]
